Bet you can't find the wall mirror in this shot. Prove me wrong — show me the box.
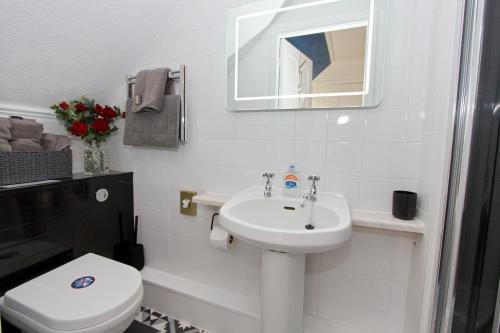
[226,0,388,111]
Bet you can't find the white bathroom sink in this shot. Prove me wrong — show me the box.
[219,186,352,253]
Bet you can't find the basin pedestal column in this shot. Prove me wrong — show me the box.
[261,250,305,333]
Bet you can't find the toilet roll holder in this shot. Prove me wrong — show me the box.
[211,213,234,244]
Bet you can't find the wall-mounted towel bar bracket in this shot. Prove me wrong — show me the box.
[126,65,187,144]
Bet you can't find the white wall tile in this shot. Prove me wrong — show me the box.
[148,184,171,210]
[235,112,266,140]
[265,140,294,171]
[320,239,355,273]
[234,168,263,192]
[295,111,329,141]
[362,143,421,179]
[364,107,407,142]
[318,269,353,305]
[381,67,410,107]
[326,142,363,176]
[390,282,409,316]
[351,305,390,333]
[294,141,326,174]
[211,166,236,193]
[327,111,365,142]
[235,140,266,169]
[351,275,391,311]
[212,139,238,168]
[149,209,171,234]
[406,105,425,143]
[325,175,360,209]
[149,232,171,272]
[170,213,211,241]
[385,0,414,67]
[265,111,295,140]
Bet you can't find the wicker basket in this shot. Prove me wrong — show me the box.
[0,149,73,186]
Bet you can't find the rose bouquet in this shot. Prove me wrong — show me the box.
[51,96,123,174]
[50,96,122,146]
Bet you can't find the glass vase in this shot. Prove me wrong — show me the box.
[83,141,109,175]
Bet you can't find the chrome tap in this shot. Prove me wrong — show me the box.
[303,175,320,202]
[263,172,275,198]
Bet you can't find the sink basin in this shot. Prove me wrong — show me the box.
[219,185,352,333]
[219,186,352,253]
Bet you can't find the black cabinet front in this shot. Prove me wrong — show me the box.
[0,172,134,296]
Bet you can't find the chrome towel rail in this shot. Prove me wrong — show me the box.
[126,65,187,144]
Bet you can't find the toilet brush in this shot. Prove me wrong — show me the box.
[113,214,145,271]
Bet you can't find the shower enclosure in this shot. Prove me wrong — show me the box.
[434,0,500,331]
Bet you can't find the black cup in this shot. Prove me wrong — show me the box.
[392,191,417,220]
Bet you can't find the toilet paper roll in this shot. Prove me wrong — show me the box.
[210,225,235,250]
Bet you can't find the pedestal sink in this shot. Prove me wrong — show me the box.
[219,186,352,333]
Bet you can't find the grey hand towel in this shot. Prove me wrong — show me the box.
[132,68,170,113]
[41,133,71,151]
[0,139,12,152]
[10,117,43,140]
[0,125,11,140]
[0,118,13,151]
[0,117,11,129]
[124,95,180,148]
[10,138,43,152]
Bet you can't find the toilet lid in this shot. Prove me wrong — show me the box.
[3,253,143,331]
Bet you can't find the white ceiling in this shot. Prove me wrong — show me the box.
[0,0,179,108]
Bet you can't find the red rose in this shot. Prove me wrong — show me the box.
[75,102,87,112]
[121,112,126,119]
[59,102,69,110]
[101,106,116,119]
[94,104,103,114]
[91,118,110,133]
[69,120,88,137]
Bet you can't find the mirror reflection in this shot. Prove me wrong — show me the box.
[278,24,367,108]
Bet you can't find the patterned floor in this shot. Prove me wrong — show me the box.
[125,306,209,333]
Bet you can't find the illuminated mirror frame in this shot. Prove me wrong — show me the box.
[233,0,375,102]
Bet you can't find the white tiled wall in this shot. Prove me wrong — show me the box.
[107,0,443,332]
[305,228,415,333]
[405,0,464,332]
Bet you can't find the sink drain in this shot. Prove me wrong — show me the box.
[305,224,315,230]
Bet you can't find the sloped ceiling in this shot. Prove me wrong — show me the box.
[0,0,179,109]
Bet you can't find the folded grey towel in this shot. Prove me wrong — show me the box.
[0,117,11,129]
[132,68,170,113]
[0,139,12,152]
[10,117,43,140]
[0,125,11,140]
[10,138,43,152]
[124,95,180,148]
[41,133,71,151]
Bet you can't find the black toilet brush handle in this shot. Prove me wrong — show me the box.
[134,216,138,245]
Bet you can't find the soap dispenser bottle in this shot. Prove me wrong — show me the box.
[283,164,300,197]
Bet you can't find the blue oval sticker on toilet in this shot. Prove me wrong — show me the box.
[71,276,95,289]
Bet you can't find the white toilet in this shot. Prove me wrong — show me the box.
[0,253,143,333]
